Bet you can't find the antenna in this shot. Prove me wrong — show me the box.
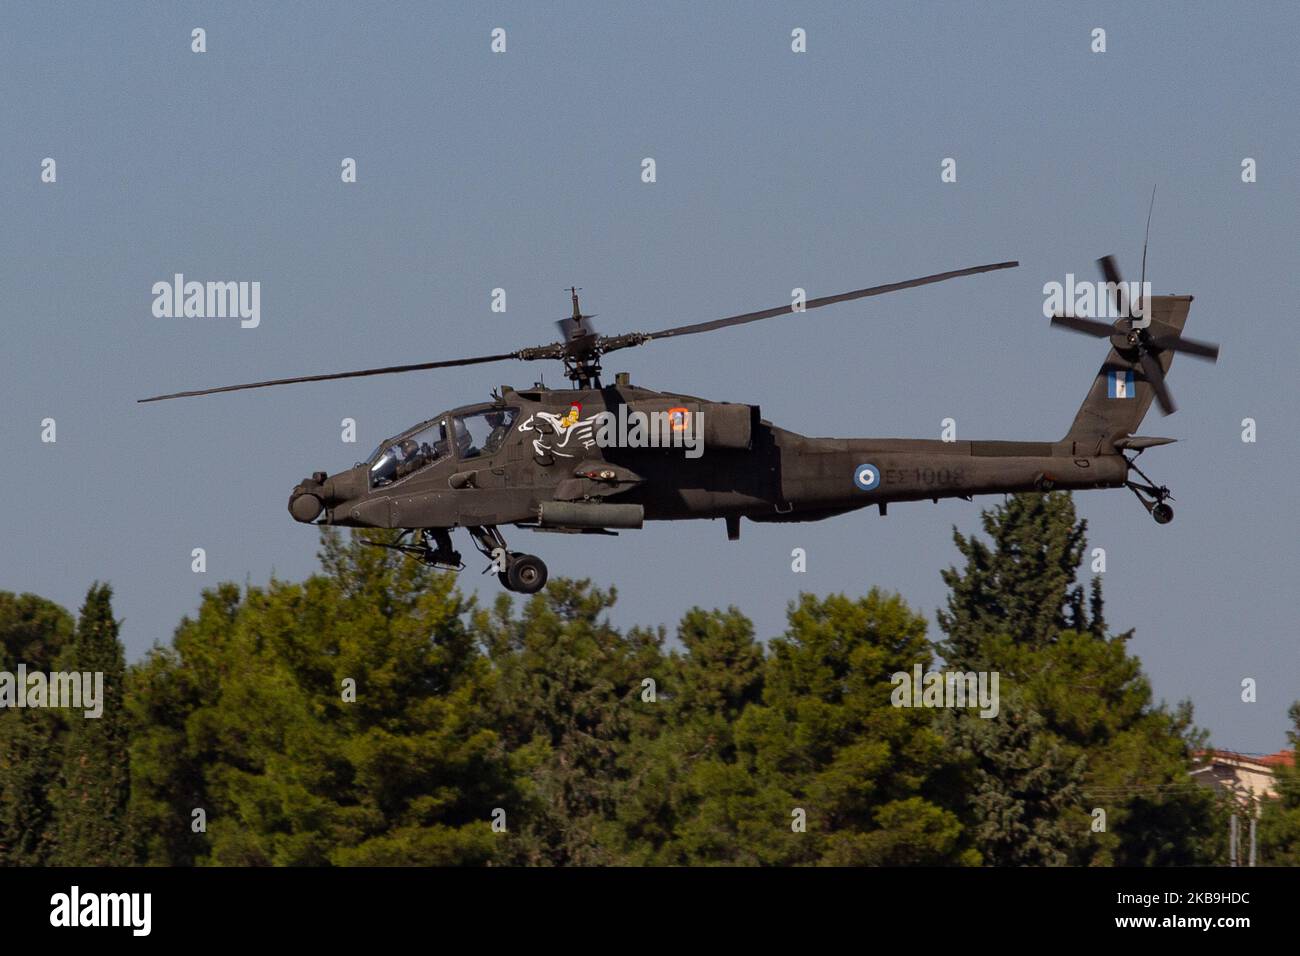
[1140,184,1156,289]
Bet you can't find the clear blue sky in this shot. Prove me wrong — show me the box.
[2,2,1296,751]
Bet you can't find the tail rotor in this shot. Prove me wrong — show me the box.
[1049,254,1219,416]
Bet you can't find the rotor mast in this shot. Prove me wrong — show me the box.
[561,286,603,389]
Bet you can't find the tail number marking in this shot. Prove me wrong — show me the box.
[885,467,965,487]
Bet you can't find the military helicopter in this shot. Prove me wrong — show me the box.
[140,256,1218,594]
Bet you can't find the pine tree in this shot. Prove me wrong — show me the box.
[127,529,513,866]
[0,593,75,865]
[602,607,765,864]
[937,700,1086,866]
[475,578,662,865]
[936,492,1219,866]
[52,583,130,865]
[126,583,239,865]
[661,590,976,866]
[938,492,1088,669]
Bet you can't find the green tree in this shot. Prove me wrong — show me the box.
[936,492,1218,866]
[52,583,130,865]
[602,607,765,865]
[937,698,1085,866]
[0,593,75,865]
[475,579,665,865]
[658,591,976,866]
[126,583,237,866]
[938,491,1089,670]
[127,529,512,866]
[1258,702,1300,865]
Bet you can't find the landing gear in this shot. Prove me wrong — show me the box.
[364,528,463,569]
[495,550,523,588]
[467,526,549,594]
[1123,453,1175,525]
[506,554,548,593]
[372,526,549,592]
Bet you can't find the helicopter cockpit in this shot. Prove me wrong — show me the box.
[456,406,518,459]
[368,419,450,488]
[367,407,519,488]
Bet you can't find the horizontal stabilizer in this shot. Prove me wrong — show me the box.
[1114,436,1177,450]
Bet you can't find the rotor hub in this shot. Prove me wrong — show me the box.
[1112,322,1148,353]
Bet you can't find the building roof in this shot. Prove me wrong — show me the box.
[1198,749,1295,770]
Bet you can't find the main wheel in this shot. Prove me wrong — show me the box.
[1152,503,1174,524]
[506,554,548,593]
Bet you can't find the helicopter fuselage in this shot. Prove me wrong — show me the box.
[143,264,1203,594]
[288,381,1128,539]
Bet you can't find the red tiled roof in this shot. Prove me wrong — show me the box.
[1196,749,1295,769]
[1255,750,1296,768]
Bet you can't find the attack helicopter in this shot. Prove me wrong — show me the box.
[140,256,1218,593]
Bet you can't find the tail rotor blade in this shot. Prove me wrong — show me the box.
[1097,254,1129,317]
[1098,255,1123,287]
[1138,350,1177,415]
[1050,314,1116,338]
[1149,334,1220,362]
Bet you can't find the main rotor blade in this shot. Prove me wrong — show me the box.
[1138,350,1176,415]
[1050,314,1116,338]
[138,351,522,403]
[611,261,1018,347]
[1149,333,1220,362]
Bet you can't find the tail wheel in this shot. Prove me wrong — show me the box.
[507,554,548,593]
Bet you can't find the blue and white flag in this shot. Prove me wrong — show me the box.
[1107,369,1136,399]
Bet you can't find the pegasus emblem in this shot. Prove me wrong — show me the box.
[517,409,600,459]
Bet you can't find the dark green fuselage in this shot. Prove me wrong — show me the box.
[294,382,1127,535]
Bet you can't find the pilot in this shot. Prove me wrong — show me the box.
[395,438,421,477]
[452,418,474,457]
[431,424,451,459]
[483,410,511,453]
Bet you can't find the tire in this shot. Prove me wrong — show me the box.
[1152,503,1174,525]
[507,554,548,594]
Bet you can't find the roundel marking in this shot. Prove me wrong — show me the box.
[854,463,881,491]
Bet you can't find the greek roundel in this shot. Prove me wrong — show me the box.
[854,463,881,491]
[1107,369,1136,399]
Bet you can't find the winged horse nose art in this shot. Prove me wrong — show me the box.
[518,405,599,458]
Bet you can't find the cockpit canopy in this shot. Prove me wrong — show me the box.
[368,406,518,488]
